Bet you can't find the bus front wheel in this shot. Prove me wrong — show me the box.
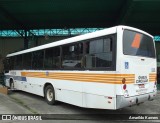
[10,79,14,89]
[44,85,56,105]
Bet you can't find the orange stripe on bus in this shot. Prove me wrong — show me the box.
[21,72,135,84]
[149,73,157,82]
[21,72,134,77]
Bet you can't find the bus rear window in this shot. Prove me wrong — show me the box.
[123,30,155,58]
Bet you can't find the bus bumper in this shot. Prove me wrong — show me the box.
[116,91,157,109]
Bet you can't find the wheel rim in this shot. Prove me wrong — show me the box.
[46,88,53,101]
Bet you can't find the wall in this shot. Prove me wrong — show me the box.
[0,36,71,73]
[0,37,24,57]
[37,36,71,46]
[0,36,71,56]
[0,37,24,73]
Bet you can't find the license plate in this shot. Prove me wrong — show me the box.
[139,84,145,88]
[136,88,147,94]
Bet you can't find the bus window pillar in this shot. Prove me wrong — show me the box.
[24,30,28,49]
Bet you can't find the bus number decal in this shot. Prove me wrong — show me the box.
[136,76,148,83]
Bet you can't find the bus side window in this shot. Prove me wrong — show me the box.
[44,47,60,70]
[62,42,83,69]
[53,47,60,69]
[14,55,23,70]
[23,53,32,70]
[44,48,53,70]
[10,57,15,70]
[85,37,113,69]
[32,50,44,70]
[3,58,9,73]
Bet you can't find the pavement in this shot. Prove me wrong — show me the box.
[0,86,159,123]
[0,92,31,114]
[3,90,160,115]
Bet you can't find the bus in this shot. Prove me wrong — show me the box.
[4,25,157,109]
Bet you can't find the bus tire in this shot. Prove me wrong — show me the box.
[44,85,56,105]
[10,79,14,89]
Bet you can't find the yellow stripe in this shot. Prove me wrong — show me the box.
[22,74,134,80]
[21,72,135,77]
[22,72,134,76]
[21,72,135,84]
[149,73,157,82]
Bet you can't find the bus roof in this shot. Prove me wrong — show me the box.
[6,25,153,57]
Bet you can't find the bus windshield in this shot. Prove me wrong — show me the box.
[123,29,155,58]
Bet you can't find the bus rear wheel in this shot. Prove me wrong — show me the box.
[44,85,56,105]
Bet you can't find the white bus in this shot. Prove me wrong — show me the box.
[4,26,157,109]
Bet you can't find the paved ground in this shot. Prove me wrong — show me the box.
[0,89,159,123]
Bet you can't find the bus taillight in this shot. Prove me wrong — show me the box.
[122,78,126,84]
[122,78,129,96]
[123,84,127,90]
[122,78,127,90]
